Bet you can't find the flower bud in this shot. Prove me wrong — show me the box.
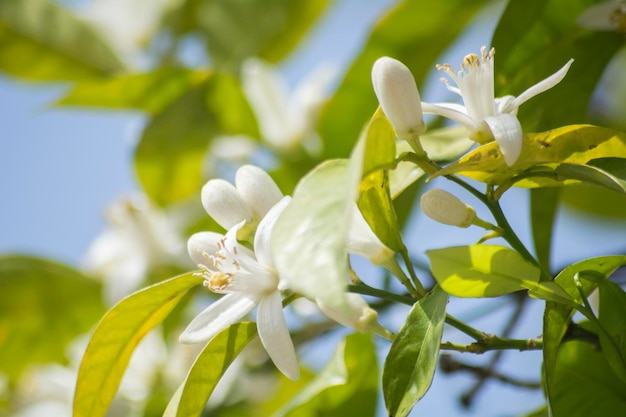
[420,189,476,228]
[346,204,395,265]
[235,165,283,219]
[371,57,425,140]
[201,179,253,230]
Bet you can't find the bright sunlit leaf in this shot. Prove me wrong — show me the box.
[0,0,125,81]
[73,273,203,417]
[0,256,104,383]
[168,322,258,417]
[271,159,357,310]
[383,286,448,417]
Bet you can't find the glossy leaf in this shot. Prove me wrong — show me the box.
[435,125,626,187]
[319,0,488,158]
[383,286,448,417]
[0,0,125,81]
[193,0,329,72]
[135,74,258,206]
[551,340,626,416]
[356,111,404,251]
[0,255,104,383]
[73,273,203,417]
[543,256,626,412]
[56,68,209,114]
[271,159,357,310]
[173,322,258,417]
[427,245,541,298]
[555,159,626,194]
[278,332,378,417]
[530,187,560,272]
[492,0,624,132]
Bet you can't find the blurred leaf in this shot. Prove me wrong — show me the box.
[73,273,203,417]
[551,339,626,416]
[492,0,624,132]
[0,0,125,81]
[427,245,541,298]
[543,255,626,412]
[135,73,258,206]
[171,0,329,72]
[56,68,209,114]
[555,158,626,194]
[278,332,378,417]
[168,322,257,417]
[355,111,404,252]
[561,183,626,219]
[382,286,448,417]
[530,187,560,272]
[319,0,488,158]
[436,125,626,187]
[0,255,104,383]
[272,159,357,310]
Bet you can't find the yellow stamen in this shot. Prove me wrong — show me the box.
[207,271,232,291]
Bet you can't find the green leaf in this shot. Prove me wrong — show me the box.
[0,0,125,81]
[172,322,258,417]
[272,159,358,310]
[492,0,624,132]
[355,111,404,252]
[278,332,378,417]
[543,256,626,412]
[319,0,488,158]
[56,68,209,114]
[383,286,448,417]
[135,73,258,206]
[73,273,203,417]
[0,255,104,383]
[555,158,626,194]
[436,125,626,187]
[191,0,329,72]
[551,340,626,416]
[561,183,626,219]
[530,187,560,272]
[427,245,542,298]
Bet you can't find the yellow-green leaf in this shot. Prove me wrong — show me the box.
[436,125,626,187]
[73,273,203,417]
[0,0,125,81]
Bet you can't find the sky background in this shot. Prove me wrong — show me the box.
[2,0,626,416]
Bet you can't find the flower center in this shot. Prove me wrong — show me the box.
[610,5,626,31]
[206,271,232,291]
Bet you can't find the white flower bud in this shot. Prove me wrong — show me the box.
[201,179,253,230]
[317,293,383,334]
[420,189,476,228]
[235,165,283,219]
[372,56,425,140]
[187,232,223,265]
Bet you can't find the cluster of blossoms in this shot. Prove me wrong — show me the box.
[371,45,574,166]
[179,165,391,380]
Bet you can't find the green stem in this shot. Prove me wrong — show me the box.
[347,282,415,306]
[382,257,422,299]
[440,337,542,354]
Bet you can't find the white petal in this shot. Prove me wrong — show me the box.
[235,165,283,219]
[506,59,574,111]
[371,57,425,139]
[254,196,291,269]
[421,102,482,133]
[256,292,299,380]
[201,179,252,230]
[346,204,394,265]
[187,231,223,266]
[179,293,258,344]
[483,114,523,166]
[317,293,372,331]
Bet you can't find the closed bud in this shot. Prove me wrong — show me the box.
[420,189,476,228]
[201,179,253,230]
[235,165,283,219]
[317,293,387,335]
[372,57,425,140]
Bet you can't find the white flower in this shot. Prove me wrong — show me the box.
[180,197,299,381]
[241,58,335,154]
[83,196,186,303]
[577,0,626,32]
[316,293,389,337]
[201,165,283,232]
[421,46,574,166]
[371,56,425,141]
[420,189,476,228]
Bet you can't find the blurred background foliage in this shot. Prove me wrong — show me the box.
[1,0,626,416]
